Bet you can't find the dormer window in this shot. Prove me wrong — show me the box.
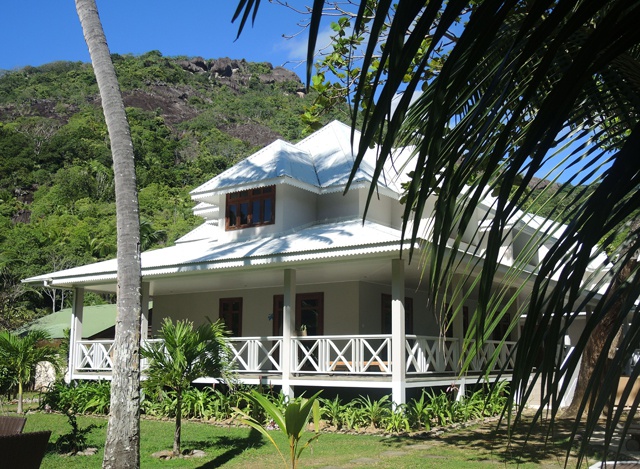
[226,186,275,230]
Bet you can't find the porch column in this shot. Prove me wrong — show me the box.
[452,310,465,401]
[140,282,150,341]
[281,268,296,399]
[391,258,406,405]
[67,287,84,383]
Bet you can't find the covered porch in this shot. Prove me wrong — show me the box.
[28,222,523,404]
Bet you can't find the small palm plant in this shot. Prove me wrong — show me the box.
[141,318,230,455]
[235,390,321,469]
[0,329,58,413]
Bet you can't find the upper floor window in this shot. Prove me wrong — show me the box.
[226,186,275,230]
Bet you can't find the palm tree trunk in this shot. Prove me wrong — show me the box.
[174,391,182,455]
[17,381,23,414]
[75,1,142,467]
[564,255,638,418]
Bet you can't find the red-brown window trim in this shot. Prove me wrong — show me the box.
[219,297,243,337]
[225,185,276,231]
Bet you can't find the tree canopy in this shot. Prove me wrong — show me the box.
[235,0,640,462]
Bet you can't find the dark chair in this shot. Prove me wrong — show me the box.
[0,415,26,435]
[0,430,51,469]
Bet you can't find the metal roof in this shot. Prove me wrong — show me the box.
[190,121,404,200]
[23,219,415,288]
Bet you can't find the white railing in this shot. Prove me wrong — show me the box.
[74,335,517,377]
[76,340,113,371]
[75,339,162,372]
[226,337,282,373]
[406,336,459,374]
[467,340,517,372]
[293,335,392,374]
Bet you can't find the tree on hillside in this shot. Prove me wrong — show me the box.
[75,1,142,467]
[0,330,58,413]
[235,0,640,459]
[141,318,230,455]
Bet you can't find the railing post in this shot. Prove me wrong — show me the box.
[140,282,150,340]
[249,340,257,371]
[391,258,406,405]
[67,287,84,382]
[281,269,296,399]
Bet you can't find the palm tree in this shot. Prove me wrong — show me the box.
[0,330,58,413]
[75,1,143,467]
[235,0,640,460]
[141,318,230,455]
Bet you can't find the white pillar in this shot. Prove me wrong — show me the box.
[67,287,84,383]
[140,282,150,340]
[391,258,406,405]
[281,269,296,399]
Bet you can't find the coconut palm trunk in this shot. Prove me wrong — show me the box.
[75,1,142,467]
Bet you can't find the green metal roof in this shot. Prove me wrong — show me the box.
[21,304,118,339]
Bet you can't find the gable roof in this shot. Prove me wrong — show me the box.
[191,139,320,197]
[190,121,402,202]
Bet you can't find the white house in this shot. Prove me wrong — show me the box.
[23,120,606,405]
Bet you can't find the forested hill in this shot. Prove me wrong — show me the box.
[0,51,339,329]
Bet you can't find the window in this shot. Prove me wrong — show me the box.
[492,313,512,341]
[381,294,413,334]
[219,297,242,337]
[273,293,324,336]
[226,186,275,230]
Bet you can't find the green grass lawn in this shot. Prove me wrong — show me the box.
[11,411,602,468]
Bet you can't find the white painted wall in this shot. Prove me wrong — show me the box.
[153,277,483,340]
[215,185,318,243]
[317,191,359,221]
[360,191,394,227]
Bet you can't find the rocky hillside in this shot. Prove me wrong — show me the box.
[0,51,341,328]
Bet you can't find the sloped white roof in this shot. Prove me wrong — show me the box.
[190,121,402,201]
[191,139,319,198]
[23,219,415,287]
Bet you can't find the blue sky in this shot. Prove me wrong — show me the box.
[1,1,327,80]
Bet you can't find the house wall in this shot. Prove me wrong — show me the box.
[358,282,383,334]
[278,185,318,232]
[357,282,436,335]
[151,280,447,338]
[216,185,319,243]
[360,191,395,227]
[153,281,362,337]
[317,191,359,221]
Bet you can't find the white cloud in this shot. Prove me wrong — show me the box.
[276,25,337,64]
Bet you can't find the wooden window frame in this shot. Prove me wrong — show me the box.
[225,185,275,231]
[219,297,243,337]
[273,292,324,336]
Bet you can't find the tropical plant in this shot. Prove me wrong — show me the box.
[141,318,230,455]
[426,390,454,427]
[341,402,364,431]
[407,390,432,431]
[207,388,234,421]
[41,380,112,415]
[235,0,640,461]
[353,394,391,429]
[54,409,103,454]
[319,395,346,428]
[383,404,410,433]
[75,0,143,466]
[235,389,321,469]
[0,329,58,413]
